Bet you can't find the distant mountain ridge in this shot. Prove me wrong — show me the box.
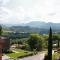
[2,21,60,29]
[1,21,60,33]
[24,21,60,30]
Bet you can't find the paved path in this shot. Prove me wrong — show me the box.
[2,53,45,60]
[19,50,55,60]
[2,50,55,60]
[19,53,46,60]
[2,55,10,60]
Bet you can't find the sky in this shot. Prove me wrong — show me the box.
[0,0,60,24]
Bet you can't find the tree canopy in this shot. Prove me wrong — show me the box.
[28,34,43,51]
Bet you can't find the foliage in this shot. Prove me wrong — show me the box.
[52,53,60,60]
[53,34,60,48]
[0,25,2,35]
[10,34,49,50]
[6,49,33,59]
[28,34,43,51]
[48,27,52,60]
[10,38,29,45]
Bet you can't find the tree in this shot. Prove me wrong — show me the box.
[53,34,60,48]
[0,25,2,60]
[0,25,2,35]
[57,35,60,48]
[28,34,43,51]
[48,27,52,60]
[43,35,49,48]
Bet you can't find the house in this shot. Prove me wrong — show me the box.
[10,44,25,49]
[10,44,17,49]
[0,36,10,53]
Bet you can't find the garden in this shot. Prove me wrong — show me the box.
[5,49,33,59]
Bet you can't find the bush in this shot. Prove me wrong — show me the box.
[4,50,13,54]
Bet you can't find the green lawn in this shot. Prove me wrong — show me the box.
[52,53,60,60]
[6,49,33,59]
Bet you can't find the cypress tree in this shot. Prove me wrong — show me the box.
[48,27,52,60]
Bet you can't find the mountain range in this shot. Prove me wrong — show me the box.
[1,21,60,33]
[23,21,60,30]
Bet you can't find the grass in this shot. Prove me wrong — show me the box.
[6,49,33,59]
[52,53,60,60]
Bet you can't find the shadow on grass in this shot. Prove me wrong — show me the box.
[4,50,13,54]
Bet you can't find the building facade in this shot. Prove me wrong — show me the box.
[0,36,10,53]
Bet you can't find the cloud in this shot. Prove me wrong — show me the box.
[0,0,60,24]
[0,0,10,7]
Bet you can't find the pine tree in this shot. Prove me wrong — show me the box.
[48,27,52,60]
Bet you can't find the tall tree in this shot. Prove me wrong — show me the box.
[0,25,2,35]
[0,25,2,60]
[48,27,52,60]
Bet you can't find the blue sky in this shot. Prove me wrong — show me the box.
[0,0,60,24]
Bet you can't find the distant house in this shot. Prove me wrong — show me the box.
[10,44,17,49]
[10,44,25,49]
[0,36,10,53]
